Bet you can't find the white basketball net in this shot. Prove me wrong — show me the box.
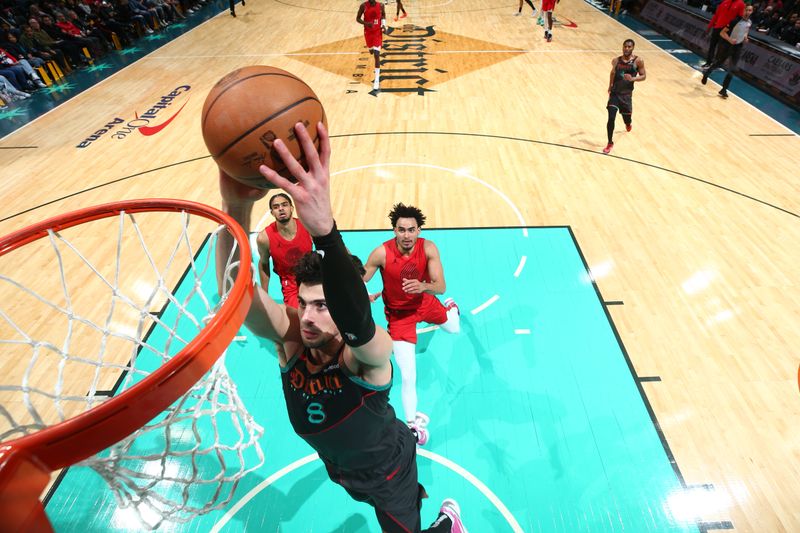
[0,208,264,529]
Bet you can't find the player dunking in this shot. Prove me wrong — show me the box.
[604,39,646,155]
[357,0,386,91]
[256,193,312,308]
[541,0,559,41]
[363,203,461,445]
[216,122,467,533]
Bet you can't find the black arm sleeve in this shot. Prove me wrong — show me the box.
[313,223,376,347]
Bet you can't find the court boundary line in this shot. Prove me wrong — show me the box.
[566,225,732,531]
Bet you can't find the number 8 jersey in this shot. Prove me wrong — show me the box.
[281,346,403,471]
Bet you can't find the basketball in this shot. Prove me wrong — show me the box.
[201,66,327,189]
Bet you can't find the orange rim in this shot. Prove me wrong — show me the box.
[0,198,253,470]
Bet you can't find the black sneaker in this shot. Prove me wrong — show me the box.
[701,72,708,85]
[718,89,728,99]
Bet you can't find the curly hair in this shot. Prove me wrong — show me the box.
[292,251,367,286]
[388,203,426,228]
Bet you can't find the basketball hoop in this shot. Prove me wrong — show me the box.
[0,199,262,530]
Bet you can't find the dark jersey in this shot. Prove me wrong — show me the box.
[611,55,638,95]
[281,347,403,471]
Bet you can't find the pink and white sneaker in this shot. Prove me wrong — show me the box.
[440,499,468,532]
[409,422,429,446]
[415,411,430,428]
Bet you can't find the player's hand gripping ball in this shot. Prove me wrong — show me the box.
[202,66,327,189]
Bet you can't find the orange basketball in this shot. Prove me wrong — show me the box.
[201,66,327,189]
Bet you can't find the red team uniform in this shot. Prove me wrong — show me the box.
[380,238,449,344]
[263,219,312,308]
[362,1,383,49]
[541,0,557,10]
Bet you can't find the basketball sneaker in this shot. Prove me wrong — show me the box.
[603,142,614,154]
[625,123,632,132]
[373,78,380,91]
[409,422,429,445]
[546,32,552,42]
[514,10,521,15]
[531,9,537,16]
[439,499,468,533]
[400,12,407,18]
[701,71,708,85]
[444,297,460,316]
[718,89,728,99]
[415,412,430,428]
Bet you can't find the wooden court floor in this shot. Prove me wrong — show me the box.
[1,0,799,530]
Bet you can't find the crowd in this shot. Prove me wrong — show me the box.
[0,0,211,107]
[749,0,800,46]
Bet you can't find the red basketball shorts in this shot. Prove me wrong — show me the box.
[281,277,299,309]
[541,0,557,11]
[385,293,448,344]
[364,28,382,49]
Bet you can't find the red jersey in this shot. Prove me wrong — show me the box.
[362,1,382,34]
[380,238,429,311]
[264,219,312,280]
[708,0,745,29]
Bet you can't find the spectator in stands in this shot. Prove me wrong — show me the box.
[93,2,135,46]
[780,17,800,43]
[704,0,745,67]
[0,47,47,90]
[53,11,107,56]
[114,0,154,35]
[27,16,87,68]
[770,11,798,36]
[755,6,782,31]
[0,73,31,104]
[2,31,46,70]
[128,0,160,32]
[65,9,113,48]
[19,22,70,68]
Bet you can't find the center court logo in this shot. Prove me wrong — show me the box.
[288,26,524,96]
[76,85,191,148]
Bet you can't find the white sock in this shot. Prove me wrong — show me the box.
[393,341,417,422]
[440,306,461,334]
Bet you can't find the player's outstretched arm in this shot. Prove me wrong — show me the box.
[258,123,392,368]
[217,170,295,343]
